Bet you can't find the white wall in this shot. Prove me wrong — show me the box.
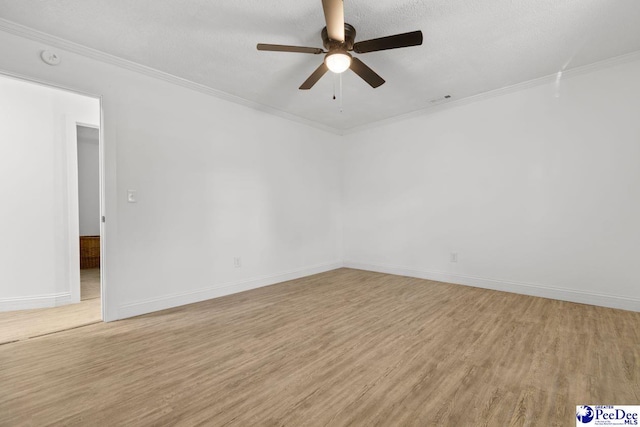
[343,57,640,311]
[2,27,637,318]
[0,76,99,310]
[0,30,343,320]
[77,126,100,236]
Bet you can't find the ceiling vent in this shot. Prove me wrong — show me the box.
[429,95,451,104]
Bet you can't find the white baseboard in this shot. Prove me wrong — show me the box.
[344,261,640,312]
[117,261,344,319]
[0,292,72,312]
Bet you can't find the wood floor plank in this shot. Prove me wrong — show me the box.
[0,268,638,426]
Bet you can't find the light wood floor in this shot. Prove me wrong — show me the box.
[0,268,101,344]
[80,268,101,300]
[0,268,638,426]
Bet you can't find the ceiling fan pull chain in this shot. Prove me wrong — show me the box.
[339,73,343,113]
[333,73,336,100]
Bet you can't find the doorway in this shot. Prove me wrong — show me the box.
[77,124,102,317]
[0,73,104,344]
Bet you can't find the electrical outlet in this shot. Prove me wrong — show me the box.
[450,252,458,263]
[234,257,241,268]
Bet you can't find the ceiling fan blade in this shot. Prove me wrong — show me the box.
[299,63,329,90]
[353,30,423,54]
[257,44,324,54]
[322,0,345,42]
[350,57,385,88]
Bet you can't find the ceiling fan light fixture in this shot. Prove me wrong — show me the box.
[325,51,352,73]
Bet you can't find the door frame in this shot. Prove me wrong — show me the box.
[0,69,107,321]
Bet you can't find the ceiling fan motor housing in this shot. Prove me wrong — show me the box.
[322,23,356,52]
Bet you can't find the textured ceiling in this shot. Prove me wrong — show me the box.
[1,0,640,131]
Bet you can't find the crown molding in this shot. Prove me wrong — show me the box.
[342,49,640,135]
[2,17,639,137]
[0,18,341,136]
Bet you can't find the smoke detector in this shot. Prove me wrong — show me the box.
[40,50,61,66]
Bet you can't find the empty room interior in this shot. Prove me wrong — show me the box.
[0,1,639,425]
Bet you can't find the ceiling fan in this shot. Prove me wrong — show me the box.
[257,0,423,90]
